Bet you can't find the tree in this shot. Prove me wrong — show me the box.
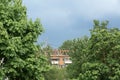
[42,45,53,65]
[0,0,49,80]
[79,20,120,80]
[83,20,120,80]
[61,20,120,80]
[59,36,90,79]
[67,36,90,79]
[44,66,69,80]
[59,40,73,50]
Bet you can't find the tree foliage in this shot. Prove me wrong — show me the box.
[59,40,73,50]
[44,66,69,80]
[60,20,120,80]
[66,36,90,79]
[0,0,49,80]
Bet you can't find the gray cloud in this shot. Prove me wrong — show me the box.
[23,0,120,48]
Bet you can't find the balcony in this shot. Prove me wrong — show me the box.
[51,61,59,64]
[64,60,72,64]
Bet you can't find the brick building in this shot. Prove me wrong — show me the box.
[50,49,72,68]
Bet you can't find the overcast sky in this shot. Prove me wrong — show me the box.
[23,0,120,48]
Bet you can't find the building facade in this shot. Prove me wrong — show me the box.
[50,49,72,68]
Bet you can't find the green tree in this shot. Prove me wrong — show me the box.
[60,36,89,79]
[67,36,90,79]
[44,66,69,80]
[84,20,120,80]
[59,40,73,50]
[0,0,49,80]
[62,20,120,80]
[42,45,53,65]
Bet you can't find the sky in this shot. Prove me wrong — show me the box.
[23,0,120,48]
